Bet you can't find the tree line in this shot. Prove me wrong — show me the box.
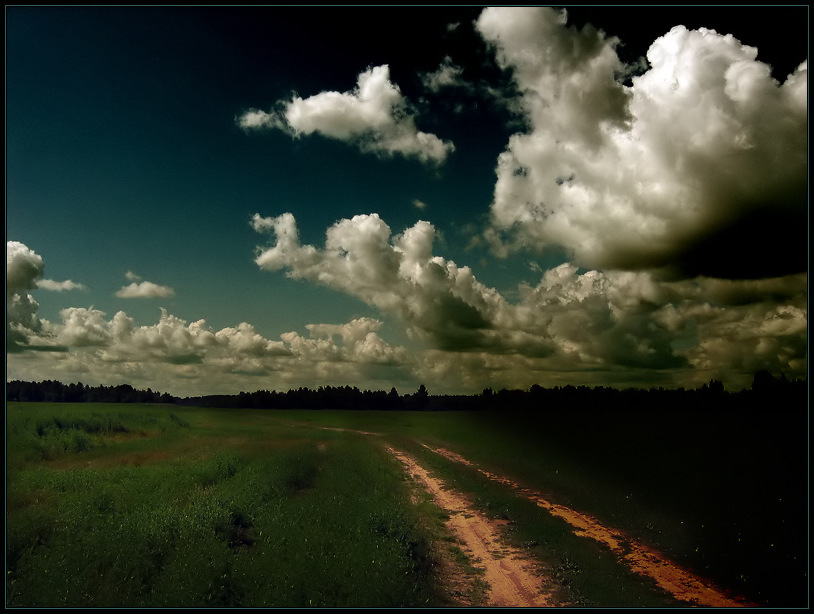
[5,380,174,405]
[5,372,805,412]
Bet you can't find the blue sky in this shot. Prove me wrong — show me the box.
[7,6,808,396]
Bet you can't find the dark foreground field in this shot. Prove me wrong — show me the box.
[5,401,808,607]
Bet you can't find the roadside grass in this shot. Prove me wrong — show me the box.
[259,407,807,607]
[6,403,806,608]
[6,403,440,607]
[396,438,681,608]
[6,402,189,466]
[408,407,808,608]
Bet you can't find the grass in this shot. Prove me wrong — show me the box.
[431,407,808,608]
[6,404,440,608]
[396,437,682,608]
[260,407,808,607]
[6,402,808,608]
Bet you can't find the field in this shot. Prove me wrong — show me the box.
[5,401,808,607]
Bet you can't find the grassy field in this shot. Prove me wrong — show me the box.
[5,402,808,607]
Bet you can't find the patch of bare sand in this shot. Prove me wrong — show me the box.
[427,445,756,608]
[388,446,559,608]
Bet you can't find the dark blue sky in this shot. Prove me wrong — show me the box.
[7,6,808,396]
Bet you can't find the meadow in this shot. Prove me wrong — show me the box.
[5,401,808,607]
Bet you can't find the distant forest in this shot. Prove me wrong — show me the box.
[5,371,806,413]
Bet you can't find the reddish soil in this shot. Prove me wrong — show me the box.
[426,445,756,608]
[387,446,561,607]
[314,423,754,607]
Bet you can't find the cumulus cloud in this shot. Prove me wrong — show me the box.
[37,279,87,292]
[247,214,547,357]
[7,241,45,350]
[304,317,408,365]
[655,276,808,387]
[7,241,44,297]
[477,7,807,280]
[421,56,469,93]
[8,288,412,396]
[237,64,454,165]
[419,54,519,117]
[252,212,512,353]
[252,212,807,390]
[6,232,806,394]
[413,271,808,394]
[116,280,175,299]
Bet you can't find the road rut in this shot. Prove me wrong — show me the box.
[388,446,559,607]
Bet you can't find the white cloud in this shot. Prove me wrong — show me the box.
[7,241,44,298]
[252,212,807,391]
[56,307,113,347]
[421,56,468,93]
[7,250,807,394]
[116,281,175,299]
[7,290,413,397]
[7,241,45,350]
[237,65,454,165]
[305,317,408,365]
[253,212,509,352]
[476,7,807,279]
[37,279,87,292]
[215,322,291,359]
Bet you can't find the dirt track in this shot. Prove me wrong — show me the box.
[388,446,559,607]
[313,423,754,607]
[423,445,755,608]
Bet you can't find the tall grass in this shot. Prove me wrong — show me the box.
[6,403,806,608]
[6,403,438,607]
[258,407,808,607]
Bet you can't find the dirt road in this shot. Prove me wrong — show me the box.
[311,423,754,607]
[425,445,754,608]
[388,446,560,607]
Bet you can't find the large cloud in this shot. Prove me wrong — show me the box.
[7,242,90,351]
[476,7,807,279]
[9,305,412,396]
[7,241,45,351]
[252,212,511,353]
[237,64,454,165]
[7,241,45,297]
[7,233,806,394]
[7,242,414,395]
[252,212,806,390]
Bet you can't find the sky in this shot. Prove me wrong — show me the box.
[6,6,808,397]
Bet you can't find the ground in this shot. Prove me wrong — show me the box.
[387,443,754,608]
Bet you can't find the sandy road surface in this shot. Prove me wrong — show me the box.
[307,423,753,607]
[387,446,559,607]
[427,445,755,608]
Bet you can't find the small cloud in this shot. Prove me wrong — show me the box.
[420,56,468,93]
[37,279,87,292]
[115,281,175,299]
[238,65,454,165]
[235,108,286,132]
[125,271,142,282]
[413,199,428,211]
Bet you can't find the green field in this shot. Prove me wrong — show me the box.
[5,402,808,607]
